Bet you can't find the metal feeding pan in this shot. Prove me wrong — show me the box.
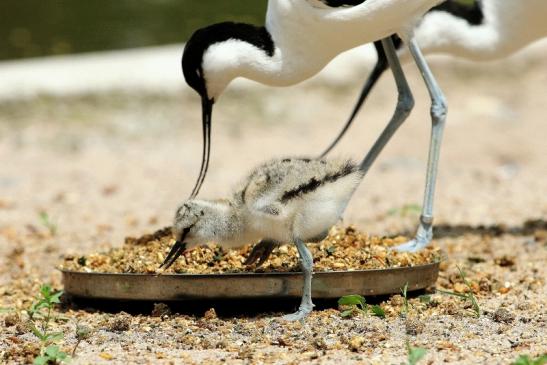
[61,262,439,301]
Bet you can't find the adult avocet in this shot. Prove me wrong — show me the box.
[182,0,446,252]
[321,0,547,158]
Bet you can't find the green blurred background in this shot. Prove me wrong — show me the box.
[0,0,267,61]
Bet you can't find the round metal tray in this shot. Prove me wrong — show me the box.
[62,262,439,301]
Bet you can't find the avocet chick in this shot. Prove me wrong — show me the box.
[161,157,364,321]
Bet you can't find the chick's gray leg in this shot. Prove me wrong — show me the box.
[282,238,314,322]
[244,239,278,267]
[394,38,447,253]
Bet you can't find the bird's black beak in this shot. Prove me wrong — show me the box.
[160,229,190,269]
[189,96,214,198]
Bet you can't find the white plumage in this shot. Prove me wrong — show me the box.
[411,0,547,61]
[204,0,444,100]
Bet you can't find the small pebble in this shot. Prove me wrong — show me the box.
[453,283,468,294]
[349,336,365,351]
[494,256,515,267]
[151,303,171,317]
[99,352,114,360]
[108,312,131,332]
[204,308,218,320]
[493,308,514,323]
[405,318,425,335]
[4,313,19,327]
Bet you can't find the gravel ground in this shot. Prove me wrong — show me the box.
[1,52,546,364]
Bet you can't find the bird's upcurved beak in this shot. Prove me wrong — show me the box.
[189,96,214,198]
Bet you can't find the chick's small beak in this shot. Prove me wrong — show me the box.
[160,240,187,269]
[161,226,191,270]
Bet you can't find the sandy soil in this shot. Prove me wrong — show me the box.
[1,52,546,364]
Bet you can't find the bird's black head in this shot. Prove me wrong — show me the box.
[181,22,274,198]
[181,27,210,99]
[182,21,274,100]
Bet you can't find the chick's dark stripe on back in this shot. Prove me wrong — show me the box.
[280,160,358,203]
[237,158,359,206]
[239,158,302,204]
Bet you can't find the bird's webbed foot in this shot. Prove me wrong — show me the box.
[392,220,432,252]
[281,303,314,322]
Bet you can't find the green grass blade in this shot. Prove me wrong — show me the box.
[436,289,468,299]
[407,341,427,365]
[33,356,49,365]
[338,294,366,307]
[341,309,354,318]
[370,305,385,318]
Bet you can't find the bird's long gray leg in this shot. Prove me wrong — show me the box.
[359,37,414,174]
[282,238,314,322]
[319,40,389,158]
[394,38,447,253]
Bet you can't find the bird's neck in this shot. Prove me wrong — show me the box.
[414,0,547,61]
[203,36,328,100]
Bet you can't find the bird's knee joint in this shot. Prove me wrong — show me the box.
[430,99,447,123]
[397,95,415,115]
[420,214,434,226]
